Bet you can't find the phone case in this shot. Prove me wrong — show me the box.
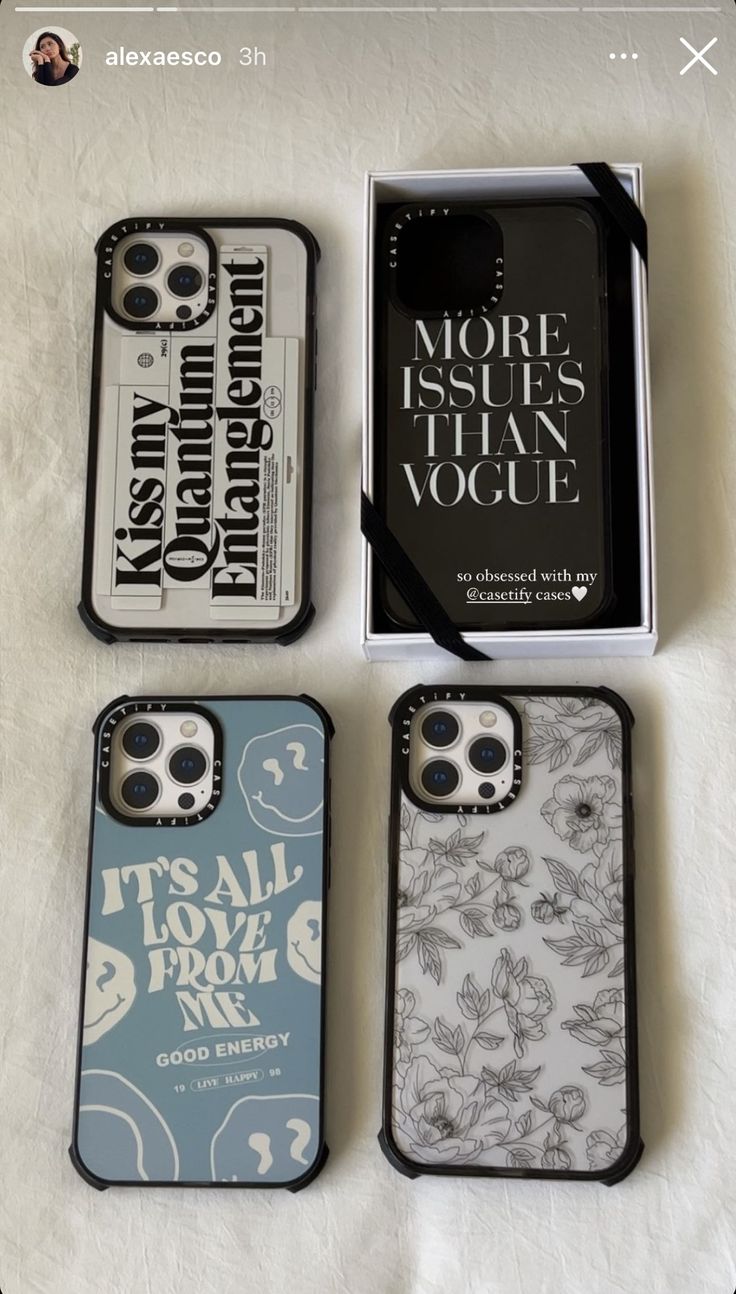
[70,694,332,1190]
[80,217,319,645]
[381,685,641,1183]
[373,200,612,632]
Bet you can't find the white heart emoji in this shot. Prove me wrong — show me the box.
[571,585,587,602]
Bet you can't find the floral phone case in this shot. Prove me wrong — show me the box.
[70,694,331,1190]
[381,685,641,1183]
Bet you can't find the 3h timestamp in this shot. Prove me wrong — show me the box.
[239,47,267,66]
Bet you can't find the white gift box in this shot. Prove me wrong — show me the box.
[361,164,655,661]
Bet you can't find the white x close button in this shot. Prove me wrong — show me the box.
[679,36,718,76]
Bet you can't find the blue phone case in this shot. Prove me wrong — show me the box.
[70,694,332,1190]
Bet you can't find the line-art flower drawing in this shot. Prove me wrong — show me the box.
[397,852,461,933]
[394,988,430,1071]
[490,948,554,1058]
[585,1124,628,1171]
[523,697,623,772]
[541,775,621,854]
[397,809,546,983]
[540,842,625,981]
[396,810,518,984]
[392,965,589,1170]
[492,847,531,882]
[397,1056,512,1165]
[530,892,570,925]
[562,987,626,1086]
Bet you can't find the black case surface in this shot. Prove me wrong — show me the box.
[373,201,616,632]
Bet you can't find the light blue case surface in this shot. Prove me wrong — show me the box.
[72,695,329,1188]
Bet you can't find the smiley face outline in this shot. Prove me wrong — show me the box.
[238,723,325,838]
[83,938,137,1045]
[286,900,322,986]
[210,1093,319,1183]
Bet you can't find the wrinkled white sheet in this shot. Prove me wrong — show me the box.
[1,7,736,1292]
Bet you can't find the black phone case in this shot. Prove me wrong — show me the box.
[79,217,319,646]
[373,201,614,632]
[380,684,642,1184]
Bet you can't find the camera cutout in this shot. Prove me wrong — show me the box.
[388,205,504,317]
[100,702,221,826]
[409,701,521,809]
[113,232,211,325]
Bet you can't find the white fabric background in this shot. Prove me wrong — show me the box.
[1,6,735,1291]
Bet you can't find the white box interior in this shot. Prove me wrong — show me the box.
[361,164,656,661]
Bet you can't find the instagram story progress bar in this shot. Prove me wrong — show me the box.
[12,2,728,12]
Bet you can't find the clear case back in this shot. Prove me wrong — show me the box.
[81,218,318,644]
[382,685,639,1182]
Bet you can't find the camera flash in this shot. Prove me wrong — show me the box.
[180,720,198,738]
[479,710,498,728]
[178,242,194,258]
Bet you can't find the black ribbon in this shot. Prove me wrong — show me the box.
[361,492,492,662]
[575,161,648,269]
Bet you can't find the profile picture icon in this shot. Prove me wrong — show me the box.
[23,28,81,86]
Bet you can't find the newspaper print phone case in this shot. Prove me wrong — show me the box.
[80,218,318,643]
[381,685,641,1184]
[71,694,331,1190]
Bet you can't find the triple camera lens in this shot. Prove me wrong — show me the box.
[118,722,207,812]
[416,707,511,803]
[121,240,202,318]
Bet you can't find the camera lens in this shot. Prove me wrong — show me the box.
[420,759,460,799]
[121,721,161,761]
[166,264,203,299]
[120,770,160,812]
[123,242,160,276]
[123,285,159,320]
[467,735,508,776]
[420,709,459,749]
[168,745,208,786]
